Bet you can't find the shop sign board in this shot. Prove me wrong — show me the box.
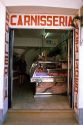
[3,11,9,115]
[9,14,73,29]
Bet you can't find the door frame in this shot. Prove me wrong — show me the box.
[8,29,14,108]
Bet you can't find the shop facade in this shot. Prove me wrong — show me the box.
[0,0,83,124]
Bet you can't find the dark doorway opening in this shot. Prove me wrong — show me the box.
[9,29,73,109]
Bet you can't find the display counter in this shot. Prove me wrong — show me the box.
[30,61,68,95]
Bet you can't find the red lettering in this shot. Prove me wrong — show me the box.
[75,61,78,69]
[10,14,74,27]
[75,53,79,60]
[75,45,78,53]
[74,79,78,93]
[75,38,79,44]
[47,16,52,26]
[31,15,37,26]
[65,16,67,26]
[5,44,8,53]
[37,16,40,26]
[5,22,9,32]
[53,16,58,26]
[75,70,79,77]
[68,16,72,26]
[40,16,46,26]
[10,15,17,26]
[59,16,65,26]
[75,30,79,44]
[5,60,8,65]
[4,67,8,75]
[24,15,30,26]
[17,15,23,25]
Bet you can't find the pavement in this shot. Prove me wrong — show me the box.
[3,109,79,125]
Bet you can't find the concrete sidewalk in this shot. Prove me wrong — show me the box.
[3,109,79,125]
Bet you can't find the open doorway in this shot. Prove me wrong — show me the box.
[10,29,73,110]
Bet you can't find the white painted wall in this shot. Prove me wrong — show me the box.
[0,1,6,109]
[2,0,83,9]
[0,1,82,124]
[14,37,42,47]
[14,37,60,47]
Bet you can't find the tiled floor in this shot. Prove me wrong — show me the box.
[12,81,70,110]
[13,94,70,109]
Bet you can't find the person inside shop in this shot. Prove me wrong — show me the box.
[17,55,27,84]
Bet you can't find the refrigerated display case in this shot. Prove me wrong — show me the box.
[30,61,68,95]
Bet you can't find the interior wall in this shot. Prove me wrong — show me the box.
[14,37,42,47]
[14,36,61,73]
[14,37,61,47]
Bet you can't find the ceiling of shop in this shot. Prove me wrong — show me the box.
[14,29,44,38]
[14,29,70,57]
[14,29,68,38]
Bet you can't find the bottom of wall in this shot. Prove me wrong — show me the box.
[79,108,83,125]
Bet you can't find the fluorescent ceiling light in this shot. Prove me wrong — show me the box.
[45,33,50,38]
